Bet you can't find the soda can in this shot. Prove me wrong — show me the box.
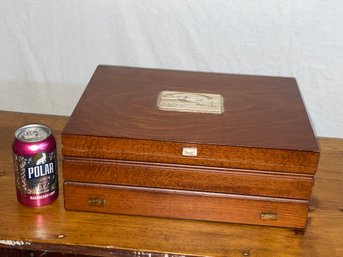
[12,124,59,207]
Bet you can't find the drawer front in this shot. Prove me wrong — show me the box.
[64,182,309,229]
[63,158,313,199]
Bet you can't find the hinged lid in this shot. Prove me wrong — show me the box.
[62,65,319,174]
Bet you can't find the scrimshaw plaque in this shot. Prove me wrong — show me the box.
[157,90,224,114]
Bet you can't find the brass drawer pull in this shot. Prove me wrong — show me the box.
[88,197,106,206]
[260,212,278,221]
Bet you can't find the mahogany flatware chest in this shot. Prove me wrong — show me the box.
[62,65,319,229]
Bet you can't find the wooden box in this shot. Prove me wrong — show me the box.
[62,65,319,229]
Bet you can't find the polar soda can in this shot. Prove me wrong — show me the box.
[12,124,58,207]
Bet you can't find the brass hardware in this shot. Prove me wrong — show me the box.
[242,249,250,256]
[88,197,106,206]
[260,212,278,221]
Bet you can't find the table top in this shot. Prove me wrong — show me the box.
[0,110,342,257]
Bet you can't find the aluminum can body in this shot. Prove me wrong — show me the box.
[12,124,59,207]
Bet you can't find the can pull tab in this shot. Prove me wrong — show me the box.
[21,130,39,140]
[88,197,106,206]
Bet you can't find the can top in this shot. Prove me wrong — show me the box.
[15,124,52,142]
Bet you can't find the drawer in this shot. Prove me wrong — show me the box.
[64,181,309,229]
[63,157,314,199]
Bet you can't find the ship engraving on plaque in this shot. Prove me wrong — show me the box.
[157,90,224,114]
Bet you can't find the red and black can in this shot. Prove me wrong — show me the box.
[12,124,59,207]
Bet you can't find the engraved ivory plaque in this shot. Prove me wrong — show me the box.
[157,90,224,114]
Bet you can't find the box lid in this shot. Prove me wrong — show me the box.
[62,65,319,174]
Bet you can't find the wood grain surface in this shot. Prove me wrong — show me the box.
[63,157,314,199]
[62,134,319,174]
[62,65,319,174]
[64,181,309,229]
[0,111,342,257]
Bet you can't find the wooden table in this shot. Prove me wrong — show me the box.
[0,111,342,257]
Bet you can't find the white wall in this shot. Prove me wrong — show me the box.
[1,0,342,138]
